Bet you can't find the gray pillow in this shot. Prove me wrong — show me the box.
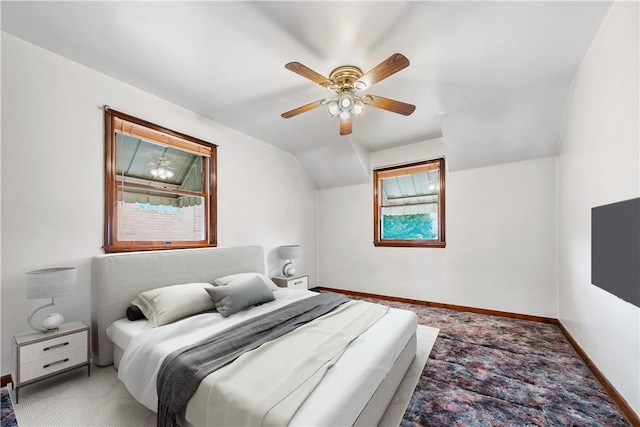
[205,276,275,317]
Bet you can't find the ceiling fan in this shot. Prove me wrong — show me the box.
[281,53,416,136]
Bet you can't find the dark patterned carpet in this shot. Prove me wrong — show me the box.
[1,386,18,427]
[346,294,630,427]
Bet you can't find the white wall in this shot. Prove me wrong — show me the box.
[319,139,558,318]
[0,34,318,375]
[557,1,639,416]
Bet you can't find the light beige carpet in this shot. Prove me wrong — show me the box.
[11,325,438,426]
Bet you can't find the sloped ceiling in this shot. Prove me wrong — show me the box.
[1,1,612,187]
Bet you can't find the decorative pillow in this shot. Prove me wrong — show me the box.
[213,272,279,290]
[131,282,215,328]
[206,276,275,318]
[126,305,146,321]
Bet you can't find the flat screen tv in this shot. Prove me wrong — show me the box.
[591,197,639,308]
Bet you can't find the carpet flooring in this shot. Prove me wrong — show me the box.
[346,294,631,427]
[2,387,18,427]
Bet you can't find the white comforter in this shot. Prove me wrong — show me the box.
[118,289,315,411]
[199,299,388,426]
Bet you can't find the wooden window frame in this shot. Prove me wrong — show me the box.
[373,158,446,248]
[104,107,217,253]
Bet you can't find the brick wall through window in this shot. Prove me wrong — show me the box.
[117,202,204,241]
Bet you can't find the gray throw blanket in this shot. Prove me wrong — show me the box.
[156,292,349,427]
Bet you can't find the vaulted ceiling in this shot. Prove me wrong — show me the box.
[2,1,613,188]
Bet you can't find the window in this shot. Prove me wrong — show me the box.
[373,158,445,247]
[104,107,217,253]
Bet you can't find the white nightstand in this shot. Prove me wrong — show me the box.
[272,275,309,290]
[13,321,90,402]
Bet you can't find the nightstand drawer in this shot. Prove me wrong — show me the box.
[20,346,88,382]
[19,331,87,363]
[273,275,309,290]
[288,276,308,290]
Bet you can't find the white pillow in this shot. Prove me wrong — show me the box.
[213,272,279,291]
[131,282,215,328]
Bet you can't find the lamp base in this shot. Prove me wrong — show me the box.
[282,261,296,277]
[42,313,64,330]
[27,298,63,333]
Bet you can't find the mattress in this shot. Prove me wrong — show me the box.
[108,289,417,426]
[106,318,145,350]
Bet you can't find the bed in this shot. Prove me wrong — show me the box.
[91,246,417,426]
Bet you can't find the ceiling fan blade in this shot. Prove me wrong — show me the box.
[365,95,416,116]
[285,62,334,87]
[356,53,410,89]
[340,116,352,136]
[281,99,324,118]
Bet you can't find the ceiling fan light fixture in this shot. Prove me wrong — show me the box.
[328,92,365,119]
[148,156,175,180]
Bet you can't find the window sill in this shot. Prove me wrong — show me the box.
[103,243,217,254]
[374,240,446,248]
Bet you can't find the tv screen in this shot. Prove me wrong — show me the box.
[591,197,640,308]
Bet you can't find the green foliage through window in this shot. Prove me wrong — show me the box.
[382,214,436,240]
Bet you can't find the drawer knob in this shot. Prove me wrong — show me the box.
[43,358,69,369]
[44,342,69,351]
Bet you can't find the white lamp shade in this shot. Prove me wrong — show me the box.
[278,245,301,260]
[26,267,77,299]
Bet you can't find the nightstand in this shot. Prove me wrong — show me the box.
[272,274,309,290]
[13,321,90,402]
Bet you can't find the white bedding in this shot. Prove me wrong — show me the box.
[110,289,417,426]
[106,318,145,350]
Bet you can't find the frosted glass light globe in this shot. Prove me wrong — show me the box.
[339,110,352,120]
[353,100,365,116]
[339,93,354,110]
[327,101,340,117]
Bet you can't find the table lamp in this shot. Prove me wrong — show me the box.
[279,245,301,277]
[26,267,77,332]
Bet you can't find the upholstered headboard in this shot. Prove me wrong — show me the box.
[91,246,265,366]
